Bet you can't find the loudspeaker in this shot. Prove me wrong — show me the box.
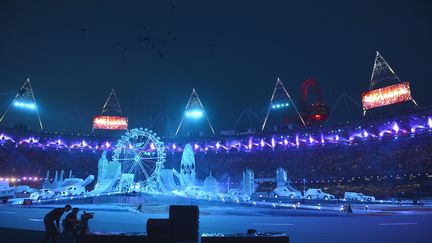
[146,218,170,237]
[169,205,199,242]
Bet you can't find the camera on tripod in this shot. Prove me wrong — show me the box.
[81,211,94,221]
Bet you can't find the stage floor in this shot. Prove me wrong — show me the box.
[1,203,432,243]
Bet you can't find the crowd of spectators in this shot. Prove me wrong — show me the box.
[0,145,101,180]
[166,134,432,198]
[1,109,431,199]
[166,135,432,179]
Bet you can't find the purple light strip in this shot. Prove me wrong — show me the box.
[0,116,431,153]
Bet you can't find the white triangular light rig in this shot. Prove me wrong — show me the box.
[0,78,43,130]
[92,88,128,132]
[101,89,123,116]
[363,51,418,116]
[175,88,215,135]
[261,77,306,131]
[369,51,400,90]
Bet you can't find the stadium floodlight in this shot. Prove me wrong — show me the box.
[176,88,215,135]
[271,102,290,110]
[428,118,432,129]
[185,110,204,118]
[13,101,37,110]
[0,78,43,130]
[262,77,306,131]
[364,51,419,116]
[93,89,128,131]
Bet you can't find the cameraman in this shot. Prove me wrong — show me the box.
[41,204,71,243]
[63,207,80,238]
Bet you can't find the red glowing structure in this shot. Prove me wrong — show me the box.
[362,82,412,110]
[300,78,329,126]
[93,116,128,130]
[93,89,128,131]
[362,51,418,115]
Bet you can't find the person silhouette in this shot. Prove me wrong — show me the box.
[41,204,71,243]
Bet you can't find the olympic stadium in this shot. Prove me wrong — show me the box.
[1,1,432,243]
[0,50,431,243]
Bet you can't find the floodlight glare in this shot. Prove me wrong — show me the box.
[271,101,290,110]
[13,101,37,110]
[185,110,203,118]
[392,122,400,133]
[363,130,369,138]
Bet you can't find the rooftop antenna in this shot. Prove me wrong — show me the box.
[262,77,306,131]
[176,88,215,135]
[0,78,43,130]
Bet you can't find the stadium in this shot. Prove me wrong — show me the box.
[1,49,432,242]
[1,1,432,242]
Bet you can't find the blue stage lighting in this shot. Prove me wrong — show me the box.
[13,101,37,110]
[185,110,203,118]
[392,122,399,133]
[271,102,290,110]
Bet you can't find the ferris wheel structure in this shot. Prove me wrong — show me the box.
[112,128,166,191]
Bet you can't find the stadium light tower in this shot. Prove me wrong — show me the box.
[175,88,215,135]
[363,51,419,116]
[92,89,128,131]
[0,78,43,130]
[369,51,400,90]
[101,89,123,116]
[261,77,306,131]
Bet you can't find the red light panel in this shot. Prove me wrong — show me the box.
[362,82,412,110]
[93,116,128,130]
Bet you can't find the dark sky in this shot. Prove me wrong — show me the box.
[0,0,431,133]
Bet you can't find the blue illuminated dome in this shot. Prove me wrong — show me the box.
[203,173,219,193]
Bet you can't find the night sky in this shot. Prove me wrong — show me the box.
[0,0,431,133]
